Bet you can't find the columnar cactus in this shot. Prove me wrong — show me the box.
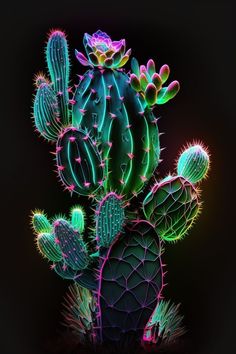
[31,29,210,349]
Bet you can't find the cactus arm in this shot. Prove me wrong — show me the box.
[56,127,104,196]
[31,210,52,233]
[54,219,90,271]
[95,192,125,249]
[70,206,85,233]
[177,143,210,183]
[31,211,63,261]
[37,232,62,262]
[143,176,200,242]
[33,81,61,141]
[143,143,210,242]
[46,30,70,126]
[32,207,98,291]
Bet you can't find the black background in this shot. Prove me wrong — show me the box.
[1,1,235,353]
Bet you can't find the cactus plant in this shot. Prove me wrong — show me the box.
[31,29,210,349]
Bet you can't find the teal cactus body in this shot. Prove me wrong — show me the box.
[70,206,85,233]
[56,127,104,195]
[143,176,200,242]
[95,192,125,248]
[54,219,90,270]
[97,220,163,342]
[177,144,210,183]
[46,30,70,126]
[33,82,61,141]
[31,29,210,349]
[72,68,160,199]
[32,211,52,233]
[36,232,62,262]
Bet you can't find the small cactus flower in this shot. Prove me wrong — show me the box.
[75,30,131,69]
[130,58,180,106]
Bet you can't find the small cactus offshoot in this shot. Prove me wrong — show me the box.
[56,127,104,195]
[31,29,210,349]
[143,176,201,242]
[95,192,125,248]
[54,219,90,271]
[177,143,210,184]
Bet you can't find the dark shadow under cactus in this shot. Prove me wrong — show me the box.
[43,329,191,354]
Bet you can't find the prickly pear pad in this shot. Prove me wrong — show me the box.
[97,220,163,342]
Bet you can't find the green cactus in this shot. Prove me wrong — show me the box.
[54,219,90,271]
[70,206,85,233]
[56,127,104,195]
[31,29,210,349]
[95,192,125,248]
[143,176,200,242]
[36,232,62,262]
[33,30,70,141]
[177,143,210,183]
[143,142,210,242]
[33,81,61,141]
[46,30,70,126]
[32,211,52,233]
[71,68,161,199]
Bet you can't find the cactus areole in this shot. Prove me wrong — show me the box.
[31,29,210,348]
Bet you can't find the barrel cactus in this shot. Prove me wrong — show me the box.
[31,29,210,349]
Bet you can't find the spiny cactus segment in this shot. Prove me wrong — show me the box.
[177,143,210,184]
[33,30,70,142]
[37,232,62,262]
[33,81,61,141]
[143,176,200,242]
[32,211,52,233]
[46,30,70,126]
[97,220,163,342]
[54,219,90,271]
[143,142,209,242]
[56,127,104,195]
[95,192,125,248]
[70,206,85,233]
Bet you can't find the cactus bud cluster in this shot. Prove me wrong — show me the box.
[130,58,180,106]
